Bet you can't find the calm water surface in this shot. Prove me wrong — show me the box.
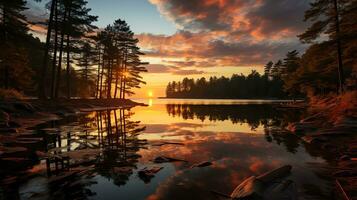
[1,99,334,200]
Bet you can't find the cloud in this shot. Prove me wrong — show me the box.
[138,31,306,67]
[146,63,205,75]
[149,0,309,39]
[171,69,205,75]
[140,0,310,68]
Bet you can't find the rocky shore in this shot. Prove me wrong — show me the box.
[0,99,144,132]
[0,99,144,175]
[286,92,357,200]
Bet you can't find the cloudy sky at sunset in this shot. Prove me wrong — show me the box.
[27,0,310,98]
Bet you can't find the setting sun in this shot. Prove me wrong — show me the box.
[148,91,154,97]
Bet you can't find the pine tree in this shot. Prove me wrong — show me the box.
[0,0,31,90]
[264,61,273,77]
[64,0,97,98]
[271,60,283,79]
[299,0,353,93]
[77,41,96,96]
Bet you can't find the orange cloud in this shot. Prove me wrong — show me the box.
[142,0,309,71]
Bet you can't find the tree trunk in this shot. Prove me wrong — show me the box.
[119,51,125,99]
[50,1,59,99]
[66,33,70,99]
[107,59,113,99]
[99,54,104,99]
[39,0,56,99]
[114,57,120,99]
[333,0,345,94]
[122,49,128,99]
[55,5,68,98]
[95,45,101,99]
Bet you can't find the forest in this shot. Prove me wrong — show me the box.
[166,0,357,100]
[166,51,301,99]
[0,0,147,99]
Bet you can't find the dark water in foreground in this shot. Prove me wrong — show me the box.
[0,99,335,200]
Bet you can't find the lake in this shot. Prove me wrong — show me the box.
[0,99,334,200]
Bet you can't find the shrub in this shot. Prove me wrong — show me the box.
[0,89,26,101]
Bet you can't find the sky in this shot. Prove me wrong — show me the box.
[27,0,311,98]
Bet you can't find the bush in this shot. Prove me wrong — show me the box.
[0,89,25,101]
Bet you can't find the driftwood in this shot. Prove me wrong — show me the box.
[230,165,293,199]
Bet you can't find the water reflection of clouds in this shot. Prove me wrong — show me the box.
[140,130,327,200]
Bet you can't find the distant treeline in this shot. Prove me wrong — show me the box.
[166,0,357,99]
[166,50,304,99]
[166,71,289,99]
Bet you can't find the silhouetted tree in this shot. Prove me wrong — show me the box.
[166,70,292,99]
[0,0,31,89]
[299,0,351,93]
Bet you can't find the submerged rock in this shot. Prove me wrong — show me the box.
[230,165,293,200]
[190,161,213,168]
[153,156,187,163]
[287,122,316,134]
[138,166,163,183]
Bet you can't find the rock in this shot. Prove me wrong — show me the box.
[13,102,36,113]
[151,142,184,146]
[265,180,298,200]
[138,166,163,183]
[35,151,48,158]
[333,170,357,177]
[322,143,338,150]
[257,165,292,183]
[0,127,18,133]
[301,136,327,144]
[113,167,133,174]
[1,146,28,156]
[230,165,292,199]
[153,156,187,163]
[230,176,264,199]
[8,121,21,128]
[339,155,351,161]
[287,122,316,134]
[0,111,10,127]
[190,161,213,168]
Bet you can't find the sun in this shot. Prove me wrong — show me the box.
[147,91,153,98]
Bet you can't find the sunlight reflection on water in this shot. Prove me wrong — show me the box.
[0,99,333,200]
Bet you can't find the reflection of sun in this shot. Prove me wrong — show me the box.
[148,99,153,107]
[148,91,153,97]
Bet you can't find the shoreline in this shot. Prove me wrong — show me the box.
[286,94,357,199]
[0,97,355,199]
[0,98,146,133]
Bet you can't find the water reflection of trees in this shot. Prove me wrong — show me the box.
[166,104,302,129]
[0,109,146,200]
[166,104,304,153]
